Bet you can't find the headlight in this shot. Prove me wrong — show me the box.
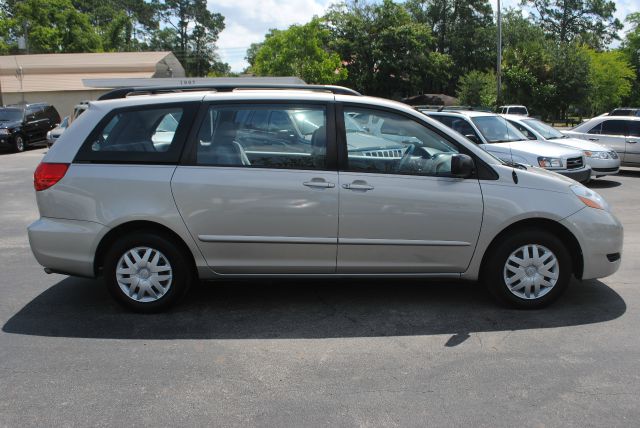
[538,157,563,168]
[570,185,608,210]
[584,151,611,159]
[46,131,51,139]
[609,151,619,159]
[0,128,9,135]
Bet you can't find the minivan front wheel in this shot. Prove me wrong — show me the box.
[104,232,192,312]
[484,230,572,309]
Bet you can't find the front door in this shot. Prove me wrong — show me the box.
[172,102,339,274]
[337,106,484,274]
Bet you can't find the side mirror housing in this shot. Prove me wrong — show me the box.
[464,134,480,144]
[450,154,475,178]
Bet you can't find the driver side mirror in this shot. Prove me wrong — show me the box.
[464,134,480,144]
[450,154,475,178]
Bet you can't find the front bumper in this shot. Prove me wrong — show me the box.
[586,157,620,177]
[554,166,592,183]
[561,207,623,280]
[28,217,108,278]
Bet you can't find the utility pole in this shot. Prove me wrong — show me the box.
[496,0,502,105]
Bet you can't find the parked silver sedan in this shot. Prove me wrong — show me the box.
[563,116,640,166]
[503,115,620,179]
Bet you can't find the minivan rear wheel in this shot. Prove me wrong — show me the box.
[104,232,192,312]
[484,230,572,309]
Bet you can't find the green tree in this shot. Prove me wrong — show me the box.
[586,49,635,115]
[5,0,101,53]
[456,70,497,107]
[251,19,346,84]
[326,0,452,98]
[522,0,623,49]
[404,0,496,92]
[621,13,640,105]
[159,0,226,76]
[549,42,592,118]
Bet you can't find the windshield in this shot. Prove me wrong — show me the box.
[522,118,564,139]
[471,116,527,143]
[0,109,22,121]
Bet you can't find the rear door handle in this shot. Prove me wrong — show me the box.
[588,138,599,141]
[628,140,638,144]
[303,179,335,189]
[342,181,374,191]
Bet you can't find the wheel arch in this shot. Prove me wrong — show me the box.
[93,220,198,279]
[480,218,584,280]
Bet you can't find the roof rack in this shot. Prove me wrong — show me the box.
[415,105,493,113]
[98,84,362,100]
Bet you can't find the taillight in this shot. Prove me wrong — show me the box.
[34,162,69,191]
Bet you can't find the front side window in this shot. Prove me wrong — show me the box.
[344,107,460,176]
[600,120,627,136]
[75,104,192,163]
[195,105,327,170]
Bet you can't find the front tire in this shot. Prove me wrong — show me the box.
[13,135,25,152]
[483,230,572,309]
[103,232,193,313]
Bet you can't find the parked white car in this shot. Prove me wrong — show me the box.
[421,110,591,183]
[498,105,529,116]
[503,114,620,179]
[563,116,640,166]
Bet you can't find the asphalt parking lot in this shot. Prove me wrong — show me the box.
[1,147,639,427]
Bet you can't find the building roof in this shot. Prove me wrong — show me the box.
[0,52,183,93]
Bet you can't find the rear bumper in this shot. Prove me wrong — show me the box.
[556,166,592,183]
[28,217,107,278]
[561,207,623,280]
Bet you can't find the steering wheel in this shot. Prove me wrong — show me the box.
[398,144,416,171]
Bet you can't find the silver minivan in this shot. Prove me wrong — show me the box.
[28,85,623,312]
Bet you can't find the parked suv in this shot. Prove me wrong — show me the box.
[0,103,60,152]
[421,110,592,183]
[28,84,622,312]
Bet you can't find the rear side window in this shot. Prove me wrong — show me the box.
[600,120,627,136]
[508,107,528,115]
[194,105,328,170]
[628,121,640,137]
[75,103,196,163]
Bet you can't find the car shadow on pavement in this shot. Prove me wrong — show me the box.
[587,179,621,189]
[3,277,626,342]
[618,168,640,178]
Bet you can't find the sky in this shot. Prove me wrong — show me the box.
[212,0,638,72]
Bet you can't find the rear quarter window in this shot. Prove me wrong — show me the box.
[74,103,197,164]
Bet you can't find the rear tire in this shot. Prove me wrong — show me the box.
[12,135,25,152]
[483,229,572,309]
[103,232,193,313]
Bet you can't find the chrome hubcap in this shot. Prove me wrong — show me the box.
[503,244,559,300]
[16,137,23,151]
[116,247,173,303]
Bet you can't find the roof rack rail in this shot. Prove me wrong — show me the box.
[98,84,362,100]
[415,105,493,113]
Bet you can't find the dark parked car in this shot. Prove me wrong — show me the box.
[0,103,61,152]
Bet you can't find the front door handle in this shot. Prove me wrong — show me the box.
[342,180,374,191]
[303,179,335,189]
[628,140,638,144]
[588,138,599,141]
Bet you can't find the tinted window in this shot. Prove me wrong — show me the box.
[195,105,327,170]
[508,107,528,115]
[601,120,627,136]
[344,107,459,176]
[588,123,602,134]
[628,121,640,137]
[75,104,194,163]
